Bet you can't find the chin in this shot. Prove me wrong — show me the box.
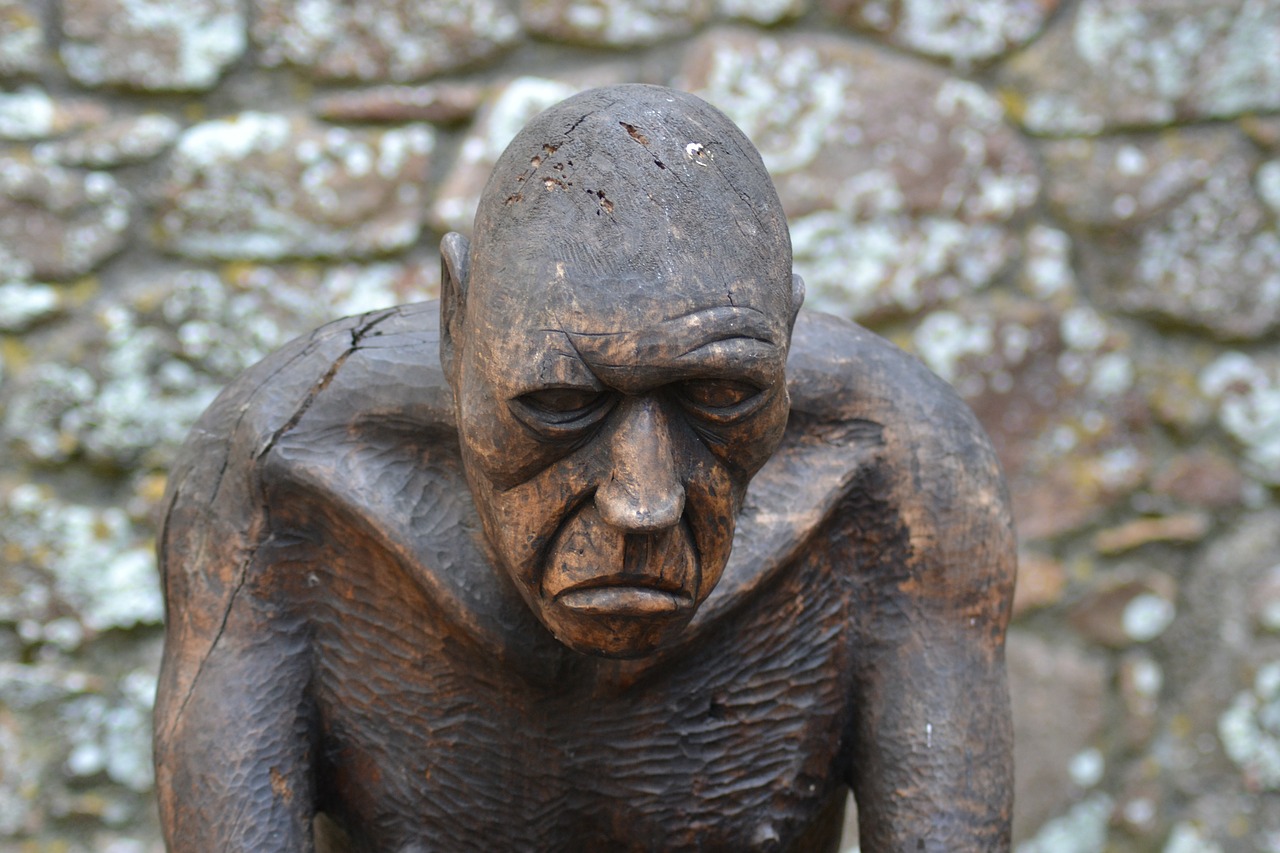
[540,604,697,658]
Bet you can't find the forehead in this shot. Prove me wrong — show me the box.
[471,257,785,340]
[466,255,788,390]
[470,226,788,323]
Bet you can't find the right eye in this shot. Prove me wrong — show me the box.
[512,388,614,435]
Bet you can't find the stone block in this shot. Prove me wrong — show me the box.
[155,114,434,260]
[253,0,520,82]
[679,28,1039,324]
[61,0,245,91]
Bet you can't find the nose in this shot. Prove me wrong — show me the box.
[595,398,685,533]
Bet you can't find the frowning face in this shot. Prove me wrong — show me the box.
[441,82,801,656]
[445,250,800,657]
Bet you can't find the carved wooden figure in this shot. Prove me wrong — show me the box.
[155,84,1016,852]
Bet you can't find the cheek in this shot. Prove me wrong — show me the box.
[677,393,790,592]
[735,392,792,476]
[680,450,741,595]
[457,383,562,491]
[471,451,601,587]
[691,391,790,483]
[541,504,627,596]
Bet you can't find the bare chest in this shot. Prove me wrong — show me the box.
[307,562,852,852]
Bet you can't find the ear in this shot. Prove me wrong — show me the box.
[788,273,805,328]
[439,232,470,384]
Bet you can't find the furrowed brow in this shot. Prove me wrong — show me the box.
[562,306,782,360]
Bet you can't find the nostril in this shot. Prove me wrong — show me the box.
[596,476,685,533]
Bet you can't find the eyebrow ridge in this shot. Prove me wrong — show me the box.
[675,334,777,360]
[547,303,772,333]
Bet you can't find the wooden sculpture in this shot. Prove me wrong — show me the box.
[155,84,1016,852]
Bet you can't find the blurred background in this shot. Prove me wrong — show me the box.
[1,0,1278,850]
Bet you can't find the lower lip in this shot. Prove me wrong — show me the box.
[556,586,689,615]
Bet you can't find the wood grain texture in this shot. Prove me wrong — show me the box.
[155,85,1015,852]
[156,305,1014,851]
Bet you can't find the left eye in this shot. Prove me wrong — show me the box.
[521,388,606,416]
[677,380,763,419]
[512,387,614,435]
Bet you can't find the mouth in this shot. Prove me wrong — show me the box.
[554,576,692,615]
[536,499,701,624]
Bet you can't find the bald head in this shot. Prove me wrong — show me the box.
[440,83,803,388]
[468,84,794,322]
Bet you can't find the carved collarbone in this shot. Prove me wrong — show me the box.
[166,303,917,667]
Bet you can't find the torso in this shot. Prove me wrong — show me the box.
[298,527,852,852]
[171,301,903,852]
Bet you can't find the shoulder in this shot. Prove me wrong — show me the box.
[158,301,555,682]
[705,309,1013,626]
[257,300,455,476]
[785,310,1005,497]
[161,302,449,530]
[157,301,455,617]
[786,310,978,436]
[792,309,1015,611]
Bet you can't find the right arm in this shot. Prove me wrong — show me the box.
[155,572,317,850]
[154,319,366,851]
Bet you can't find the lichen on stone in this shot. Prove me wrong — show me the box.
[521,0,711,47]
[717,0,806,25]
[61,0,246,91]
[254,0,521,82]
[0,88,54,140]
[825,0,1061,68]
[2,261,435,470]
[0,281,60,331]
[0,157,131,280]
[1067,747,1105,788]
[1001,0,1280,135]
[0,87,109,142]
[0,651,162,842]
[0,0,44,77]
[1014,793,1113,853]
[1122,593,1176,642]
[156,114,434,260]
[0,484,163,634]
[1044,130,1280,340]
[2,362,98,464]
[34,114,181,169]
[0,712,40,835]
[1199,352,1280,485]
[1020,225,1075,300]
[60,670,156,792]
[1255,566,1280,633]
[792,214,1015,321]
[1258,160,1280,217]
[1219,661,1280,791]
[1163,821,1226,853]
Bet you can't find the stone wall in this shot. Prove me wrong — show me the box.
[1,0,1278,850]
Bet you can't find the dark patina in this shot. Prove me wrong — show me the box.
[155,84,1016,852]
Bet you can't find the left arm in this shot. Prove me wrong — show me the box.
[793,314,1016,850]
[843,405,1015,851]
